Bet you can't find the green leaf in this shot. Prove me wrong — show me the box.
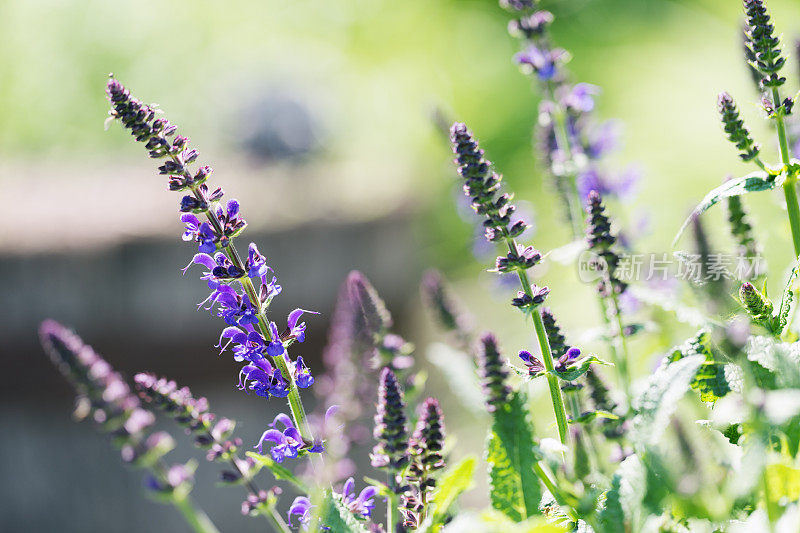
[246,451,309,493]
[568,410,619,424]
[486,391,543,521]
[631,354,705,449]
[440,510,567,532]
[665,330,731,403]
[427,342,485,415]
[418,456,477,532]
[515,356,611,383]
[746,336,800,388]
[319,490,369,533]
[553,356,611,381]
[673,171,779,246]
[627,284,712,328]
[764,463,800,508]
[597,456,646,533]
[778,261,800,335]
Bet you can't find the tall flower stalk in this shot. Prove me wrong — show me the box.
[401,397,446,528]
[134,373,290,532]
[742,0,800,256]
[585,191,632,402]
[503,2,637,395]
[450,122,569,446]
[371,367,409,529]
[105,78,316,442]
[39,321,219,533]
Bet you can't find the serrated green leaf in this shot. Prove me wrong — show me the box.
[665,330,731,403]
[778,262,800,335]
[597,455,646,533]
[246,451,309,493]
[674,171,780,246]
[746,336,800,388]
[486,391,543,521]
[319,490,369,533]
[487,430,524,522]
[632,354,705,449]
[418,456,476,532]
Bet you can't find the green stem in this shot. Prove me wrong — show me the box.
[542,81,632,401]
[532,461,578,522]
[264,504,292,533]
[565,389,601,473]
[506,238,569,446]
[773,88,791,168]
[772,87,800,258]
[533,310,570,446]
[609,294,633,407]
[172,496,221,533]
[782,182,800,258]
[186,183,312,441]
[386,474,400,532]
[544,82,584,239]
[229,458,289,532]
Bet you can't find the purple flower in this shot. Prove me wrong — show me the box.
[587,120,621,159]
[577,169,604,201]
[511,284,550,308]
[577,166,640,202]
[184,251,246,282]
[288,496,313,530]
[554,347,582,372]
[266,322,286,357]
[293,356,314,388]
[246,243,270,279]
[181,214,216,253]
[201,285,253,326]
[226,199,239,218]
[514,46,557,80]
[341,477,378,519]
[261,275,283,301]
[255,413,310,462]
[219,325,266,362]
[518,350,545,375]
[214,199,247,242]
[238,358,291,398]
[563,83,599,113]
[283,308,320,343]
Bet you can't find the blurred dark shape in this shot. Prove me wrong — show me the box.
[238,92,319,162]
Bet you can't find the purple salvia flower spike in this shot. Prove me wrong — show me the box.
[106,78,316,441]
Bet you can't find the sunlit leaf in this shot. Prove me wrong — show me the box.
[764,463,800,508]
[418,456,477,532]
[674,171,780,246]
[665,330,731,403]
[597,455,646,533]
[246,451,309,493]
[631,354,704,448]
[486,391,543,520]
[319,490,369,533]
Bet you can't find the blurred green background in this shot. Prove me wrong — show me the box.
[4,0,800,530]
